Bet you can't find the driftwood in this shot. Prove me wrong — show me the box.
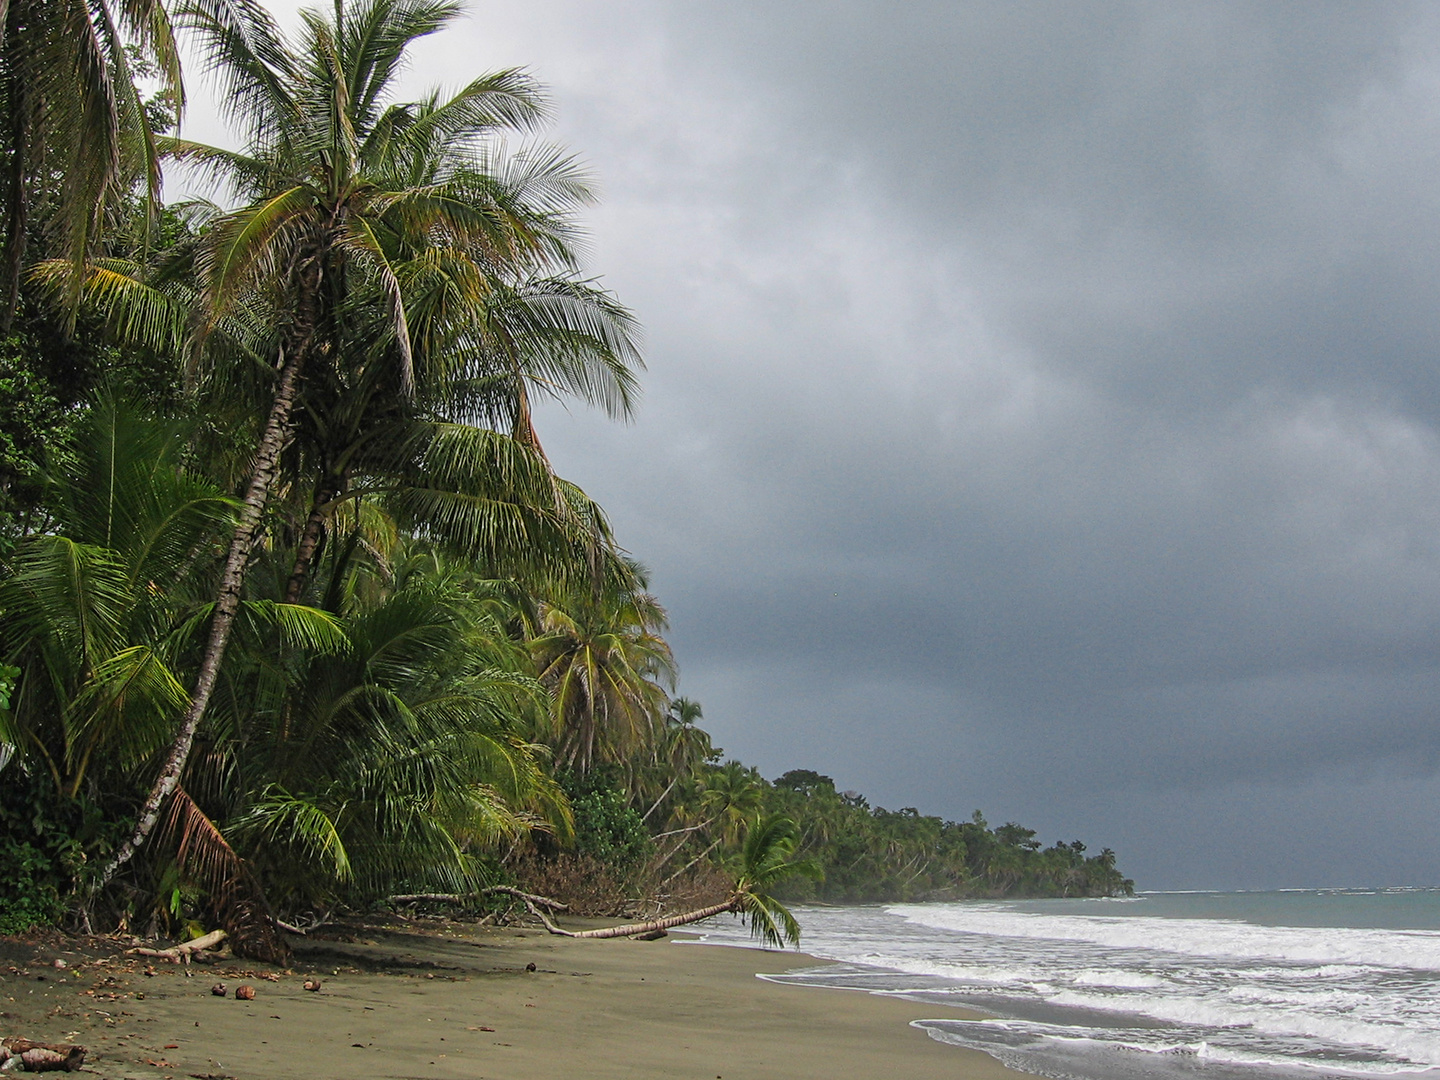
[129,929,227,963]
[386,886,568,912]
[0,1038,86,1072]
[274,913,332,935]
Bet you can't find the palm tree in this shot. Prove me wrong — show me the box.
[202,548,568,912]
[0,401,235,799]
[638,697,713,824]
[276,284,641,606]
[653,760,767,884]
[0,0,183,328]
[101,0,617,881]
[529,564,676,774]
[530,814,820,947]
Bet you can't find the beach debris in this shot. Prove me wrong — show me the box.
[302,979,322,992]
[0,1038,87,1072]
[259,972,280,983]
[210,983,227,996]
[632,929,668,941]
[130,930,228,965]
[234,985,256,1001]
[524,962,536,972]
[50,960,66,971]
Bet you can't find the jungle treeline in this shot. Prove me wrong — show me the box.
[0,0,1130,950]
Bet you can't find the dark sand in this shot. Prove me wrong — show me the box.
[0,920,1023,1079]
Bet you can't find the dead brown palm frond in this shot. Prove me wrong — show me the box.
[156,787,289,963]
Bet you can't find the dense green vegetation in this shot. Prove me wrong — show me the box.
[0,0,1130,953]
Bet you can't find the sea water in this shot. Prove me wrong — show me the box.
[694,889,1440,1079]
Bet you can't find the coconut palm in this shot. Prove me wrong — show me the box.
[529,564,676,774]
[653,759,767,885]
[532,814,820,947]
[201,549,568,911]
[0,0,185,328]
[263,72,643,604]
[100,0,621,880]
[638,697,714,824]
[276,283,641,605]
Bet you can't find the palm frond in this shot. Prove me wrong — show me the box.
[156,787,290,962]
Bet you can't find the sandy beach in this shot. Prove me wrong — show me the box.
[0,919,1023,1079]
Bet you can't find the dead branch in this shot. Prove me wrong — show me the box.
[515,895,575,936]
[128,928,227,963]
[385,886,568,911]
[274,913,332,935]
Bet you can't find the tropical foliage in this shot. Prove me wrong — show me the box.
[0,0,1132,951]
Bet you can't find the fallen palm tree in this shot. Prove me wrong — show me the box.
[525,815,820,947]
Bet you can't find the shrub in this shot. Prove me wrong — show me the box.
[0,839,63,935]
[560,771,654,874]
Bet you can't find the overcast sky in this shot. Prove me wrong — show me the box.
[196,1,1440,890]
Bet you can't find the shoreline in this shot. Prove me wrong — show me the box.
[0,919,1025,1079]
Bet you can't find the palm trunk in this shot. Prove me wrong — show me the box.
[648,816,716,874]
[640,774,681,824]
[97,344,306,888]
[660,834,724,887]
[1,52,29,333]
[510,369,548,461]
[528,895,740,939]
[282,476,339,603]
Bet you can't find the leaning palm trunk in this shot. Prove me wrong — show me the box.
[527,895,740,939]
[97,344,307,888]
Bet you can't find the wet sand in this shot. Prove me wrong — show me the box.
[0,921,1023,1079]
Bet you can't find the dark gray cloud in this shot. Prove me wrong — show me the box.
[238,1,1440,887]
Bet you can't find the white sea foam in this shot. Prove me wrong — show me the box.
[697,890,1440,1079]
[886,903,1440,971]
[1071,968,1168,988]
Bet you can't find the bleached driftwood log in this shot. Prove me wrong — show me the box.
[128,928,227,963]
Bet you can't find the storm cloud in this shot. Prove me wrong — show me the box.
[221,2,1440,888]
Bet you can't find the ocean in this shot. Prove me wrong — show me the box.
[694,889,1440,1079]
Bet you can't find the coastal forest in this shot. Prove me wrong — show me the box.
[0,0,1131,953]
